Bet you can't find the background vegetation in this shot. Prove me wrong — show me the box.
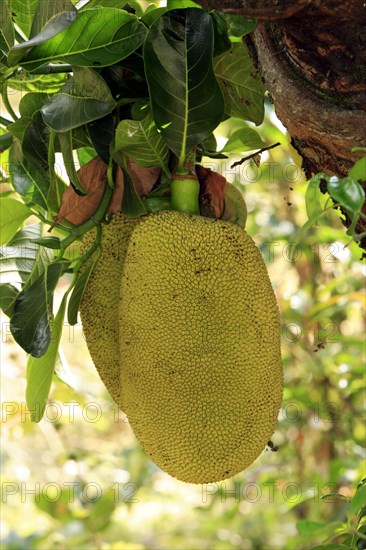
[1,99,365,548]
[1,1,365,548]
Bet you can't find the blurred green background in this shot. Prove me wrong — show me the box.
[1,86,365,549]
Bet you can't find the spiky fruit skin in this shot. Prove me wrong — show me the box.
[80,213,139,410]
[119,211,283,484]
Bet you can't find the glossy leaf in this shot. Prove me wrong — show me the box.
[6,72,69,94]
[31,236,61,249]
[214,42,265,125]
[224,14,257,37]
[141,7,167,27]
[306,173,324,220]
[8,11,78,66]
[67,255,99,326]
[0,283,18,315]
[0,0,15,54]
[15,8,148,71]
[114,113,170,171]
[144,8,224,170]
[41,67,116,132]
[77,146,97,167]
[81,0,142,13]
[88,114,115,165]
[167,0,201,8]
[9,0,38,37]
[349,485,366,515]
[22,112,50,169]
[9,140,49,209]
[210,11,232,57]
[120,161,147,217]
[0,224,43,288]
[328,176,365,213]
[349,156,366,182]
[221,127,265,153]
[19,92,50,118]
[10,262,64,357]
[26,292,68,421]
[30,0,76,38]
[0,197,32,245]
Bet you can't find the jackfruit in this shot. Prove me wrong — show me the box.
[80,213,139,409]
[119,210,283,484]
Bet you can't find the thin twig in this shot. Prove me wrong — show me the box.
[230,142,281,168]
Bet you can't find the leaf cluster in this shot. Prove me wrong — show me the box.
[0,1,266,419]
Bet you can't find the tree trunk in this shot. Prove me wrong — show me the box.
[198,0,366,249]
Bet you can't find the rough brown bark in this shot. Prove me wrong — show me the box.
[198,0,366,249]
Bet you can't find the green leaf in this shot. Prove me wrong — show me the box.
[30,236,61,249]
[144,8,224,171]
[30,0,76,38]
[0,132,13,152]
[297,520,327,535]
[214,42,265,125]
[67,255,98,326]
[349,156,366,182]
[0,224,43,289]
[84,489,116,532]
[0,197,32,245]
[121,162,147,217]
[81,0,142,13]
[7,72,69,94]
[19,92,50,118]
[10,262,64,357]
[224,14,257,37]
[88,114,115,165]
[221,127,265,153]
[26,292,68,422]
[114,113,170,172]
[9,140,49,209]
[167,0,201,8]
[15,8,148,71]
[349,485,366,515]
[306,173,325,220]
[9,0,39,37]
[0,0,15,53]
[328,175,365,214]
[77,146,97,167]
[8,11,78,66]
[141,7,167,27]
[22,112,50,170]
[0,283,19,315]
[41,67,116,132]
[57,130,85,193]
[210,11,232,57]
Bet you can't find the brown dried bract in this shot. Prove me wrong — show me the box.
[196,165,228,219]
[125,157,160,197]
[55,157,123,226]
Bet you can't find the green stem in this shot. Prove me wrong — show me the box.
[24,64,72,75]
[59,183,113,255]
[0,115,13,127]
[1,81,18,121]
[73,225,102,272]
[47,130,60,206]
[171,174,200,215]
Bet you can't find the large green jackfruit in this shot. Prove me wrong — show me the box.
[80,213,139,409]
[119,210,283,484]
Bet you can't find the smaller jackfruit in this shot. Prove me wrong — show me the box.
[80,213,139,409]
